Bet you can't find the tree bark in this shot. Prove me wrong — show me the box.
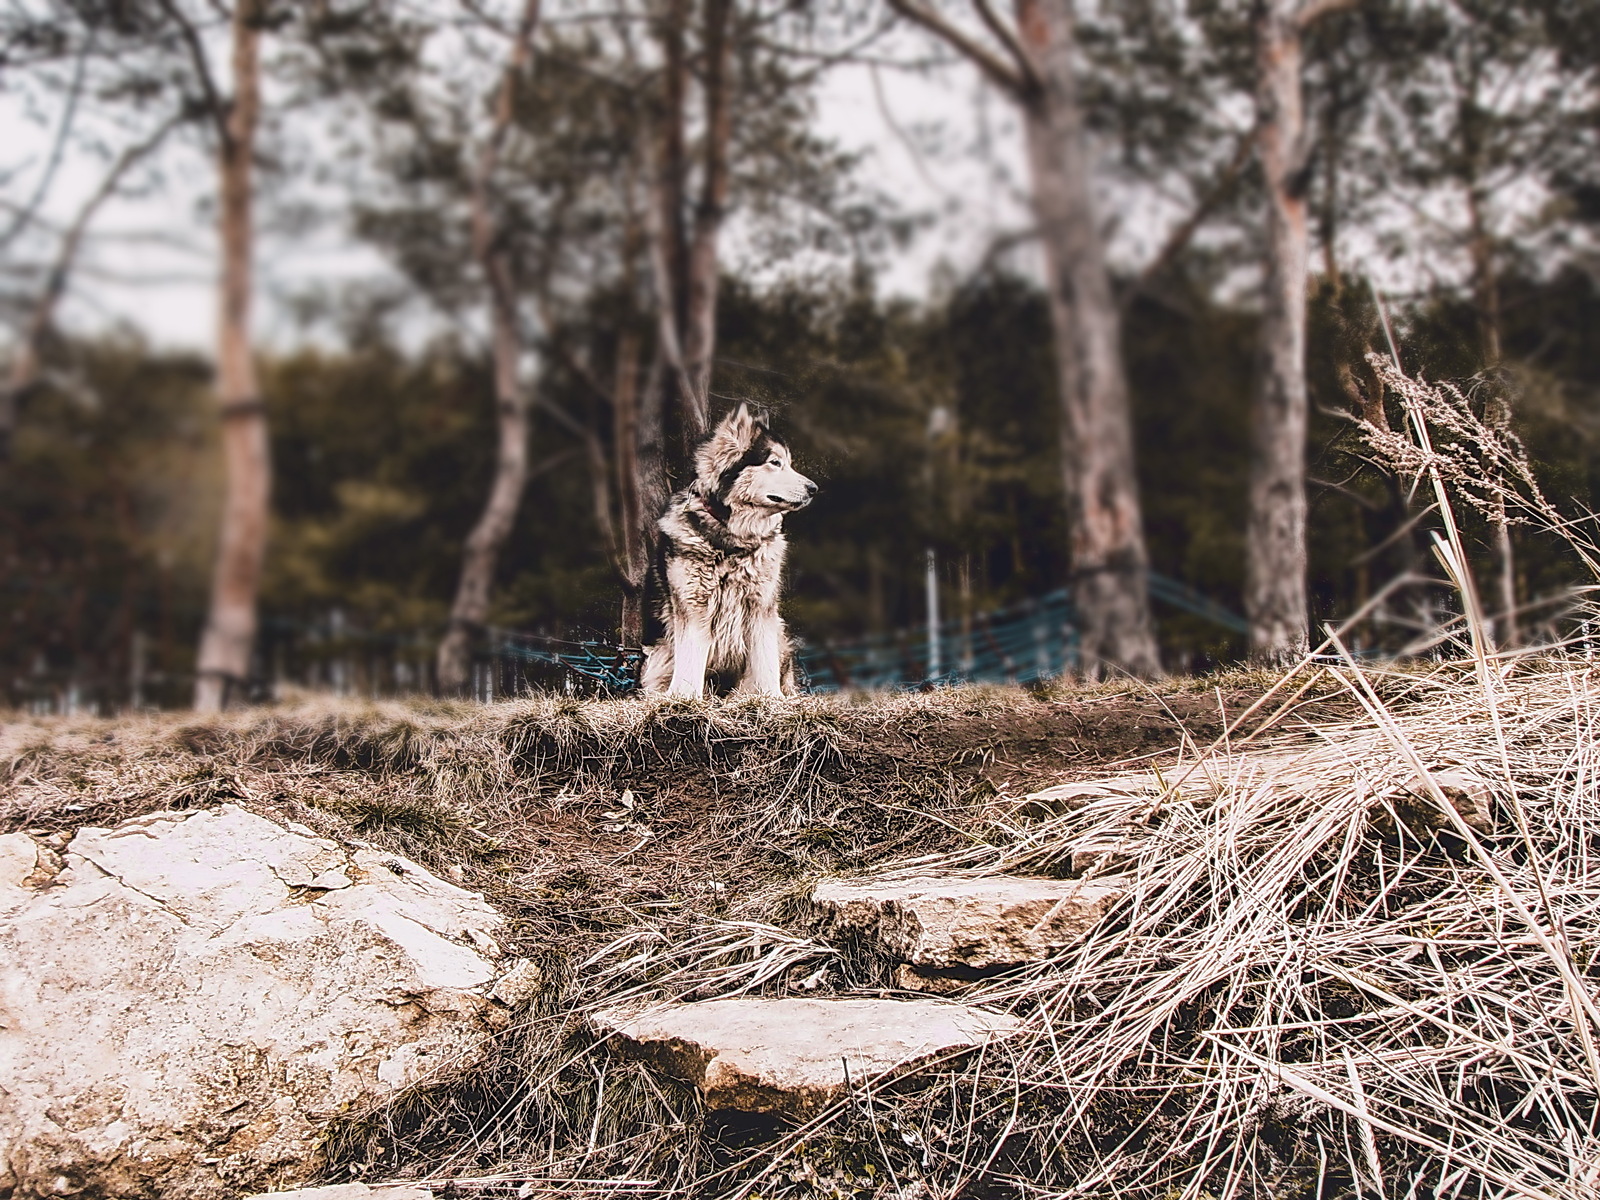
[436,0,543,694]
[648,0,736,471]
[194,1,267,712]
[1015,0,1160,678]
[652,0,697,468]
[612,329,651,643]
[1245,0,1313,668]
[1467,180,1516,645]
[680,0,734,430]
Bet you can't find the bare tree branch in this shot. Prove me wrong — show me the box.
[1123,122,1256,311]
[869,63,951,197]
[885,0,1025,98]
[155,0,232,145]
[0,25,94,252]
[1296,0,1361,31]
[2,111,184,462]
[969,0,1040,95]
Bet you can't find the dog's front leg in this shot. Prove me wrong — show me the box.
[740,611,784,697]
[668,616,712,699]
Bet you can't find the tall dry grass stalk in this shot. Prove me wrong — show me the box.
[1360,353,1600,585]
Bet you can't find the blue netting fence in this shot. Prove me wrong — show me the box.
[8,573,1247,713]
[482,572,1247,695]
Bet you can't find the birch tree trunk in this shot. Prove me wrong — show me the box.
[1245,0,1312,668]
[436,0,542,694]
[1016,0,1160,678]
[194,1,267,712]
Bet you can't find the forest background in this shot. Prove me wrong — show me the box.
[2,0,1597,711]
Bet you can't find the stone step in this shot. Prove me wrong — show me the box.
[810,873,1123,971]
[594,997,1020,1115]
[246,1186,433,1200]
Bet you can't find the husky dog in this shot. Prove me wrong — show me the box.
[641,403,816,698]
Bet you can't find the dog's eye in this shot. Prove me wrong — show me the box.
[768,456,781,466]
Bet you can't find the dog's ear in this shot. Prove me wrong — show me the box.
[697,401,762,488]
[718,402,758,445]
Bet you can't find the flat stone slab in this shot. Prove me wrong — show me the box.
[811,874,1122,968]
[595,997,1020,1115]
[246,1186,433,1200]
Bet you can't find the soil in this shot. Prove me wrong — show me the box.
[0,677,1357,962]
[875,685,1348,797]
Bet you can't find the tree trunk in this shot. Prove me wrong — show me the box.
[1468,181,1516,645]
[436,0,542,694]
[1467,184,1502,367]
[680,0,734,429]
[194,2,267,713]
[652,0,698,469]
[1245,0,1312,668]
[436,251,528,692]
[613,329,649,643]
[1015,0,1160,678]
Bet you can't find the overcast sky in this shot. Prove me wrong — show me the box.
[2,35,1040,357]
[2,11,1533,360]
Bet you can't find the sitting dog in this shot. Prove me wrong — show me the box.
[640,403,816,698]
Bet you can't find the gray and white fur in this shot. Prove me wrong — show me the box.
[640,403,816,698]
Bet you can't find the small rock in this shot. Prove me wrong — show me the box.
[1019,774,1166,818]
[1068,839,1135,876]
[273,858,316,887]
[811,874,1122,969]
[891,963,989,995]
[489,958,544,1007]
[595,997,1021,1115]
[1381,769,1495,836]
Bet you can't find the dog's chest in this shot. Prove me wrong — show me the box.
[678,537,781,611]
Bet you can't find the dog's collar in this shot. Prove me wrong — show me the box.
[701,489,733,525]
[684,493,764,559]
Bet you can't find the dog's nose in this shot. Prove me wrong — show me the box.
[805,480,817,497]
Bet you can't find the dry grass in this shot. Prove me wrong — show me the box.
[307,652,1598,1200]
[9,659,1594,1198]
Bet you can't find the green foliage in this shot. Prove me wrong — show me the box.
[262,338,615,639]
[0,334,216,709]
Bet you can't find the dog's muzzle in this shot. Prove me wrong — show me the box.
[767,477,818,509]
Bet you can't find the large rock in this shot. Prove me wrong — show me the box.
[810,874,1122,969]
[0,805,508,1199]
[595,997,1020,1115]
